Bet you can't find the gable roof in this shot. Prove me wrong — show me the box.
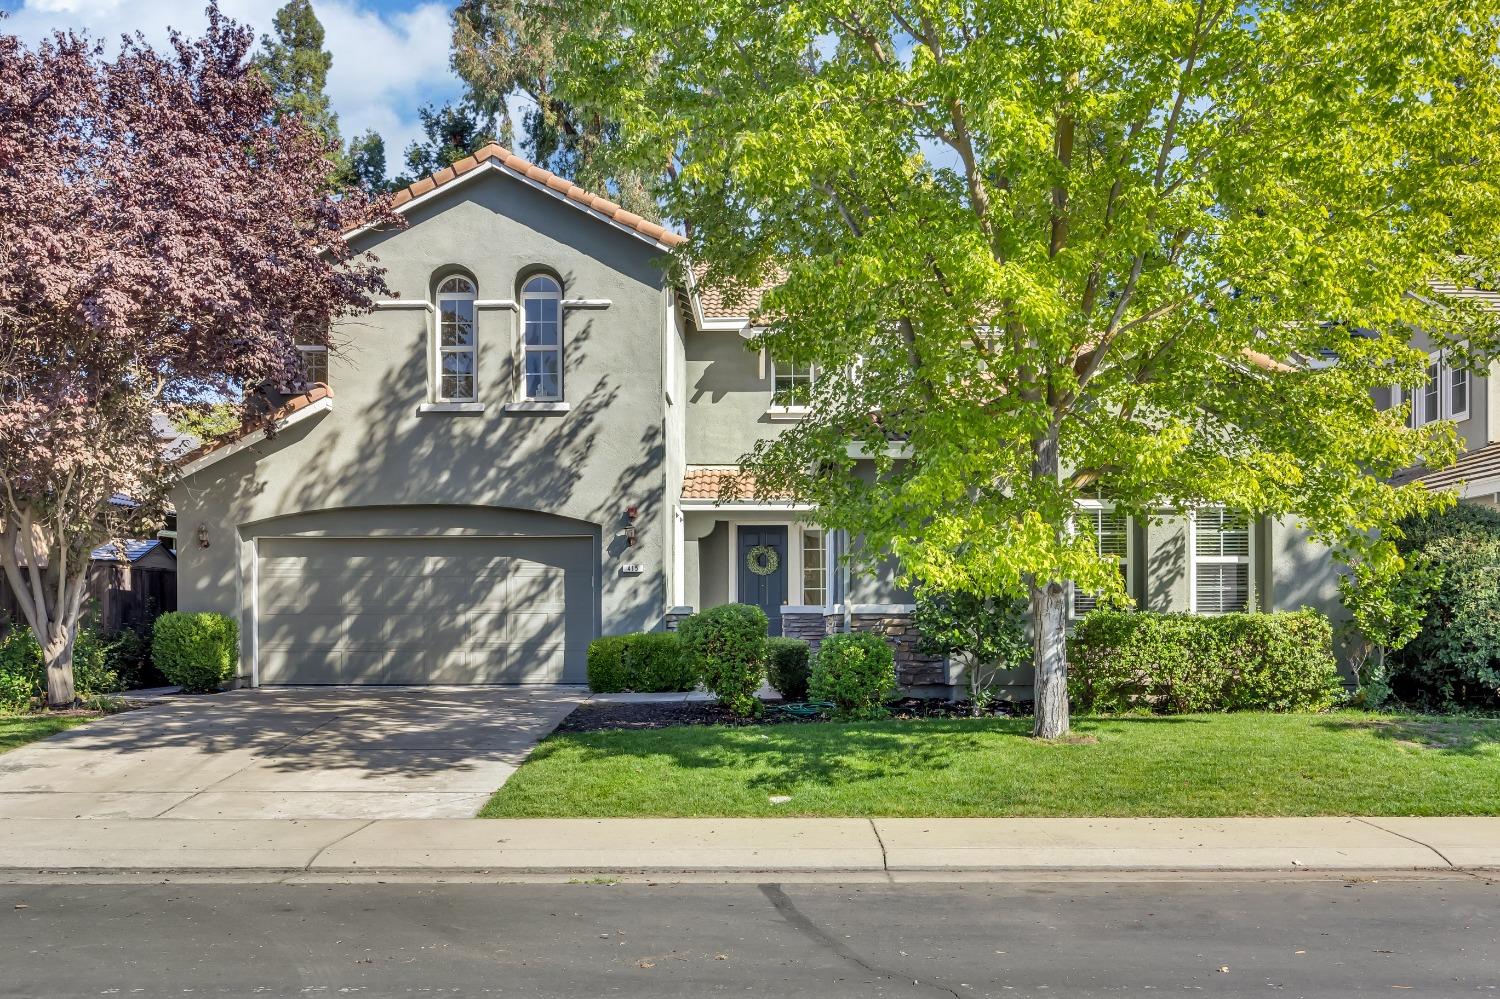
[375,143,686,252]
[91,539,174,564]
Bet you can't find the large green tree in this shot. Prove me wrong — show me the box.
[255,0,340,157]
[396,100,499,186]
[450,0,654,214]
[557,0,1500,736]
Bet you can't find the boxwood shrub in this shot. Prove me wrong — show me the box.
[1068,609,1343,714]
[766,637,811,701]
[677,603,768,716]
[810,631,897,717]
[586,632,697,693]
[152,612,238,694]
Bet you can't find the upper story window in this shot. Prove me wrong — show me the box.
[773,359,816,408]
[1397,348,1470,426]
[521,274,563,401]
[296,345,328,387]
[1192,507,1251,614]
[436,276,477,402]
[1072,505,1130,617]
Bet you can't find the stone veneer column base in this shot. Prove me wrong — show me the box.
[778,606,951,693]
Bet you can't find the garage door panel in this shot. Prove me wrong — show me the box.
[257,535,592,685]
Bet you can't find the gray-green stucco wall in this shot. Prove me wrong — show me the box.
[171,170,675,680]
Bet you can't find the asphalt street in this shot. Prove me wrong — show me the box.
[1,876,1496,997]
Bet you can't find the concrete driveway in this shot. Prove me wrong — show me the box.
[0,687,585,820]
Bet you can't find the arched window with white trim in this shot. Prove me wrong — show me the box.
[521,274,563,401]
[436,276,477,402]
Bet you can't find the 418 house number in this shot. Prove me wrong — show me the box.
[619,563,645,575]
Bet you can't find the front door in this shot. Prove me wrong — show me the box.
[737,526,788,636]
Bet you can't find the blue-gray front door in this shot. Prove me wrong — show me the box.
[738,526,788,636]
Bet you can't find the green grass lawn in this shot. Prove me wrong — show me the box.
[0,713,92,754]
[482,712,1500,818]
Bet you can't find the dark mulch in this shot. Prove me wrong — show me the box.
[556,696,1033,734]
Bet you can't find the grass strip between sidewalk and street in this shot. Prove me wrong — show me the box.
[482,711,1500,818]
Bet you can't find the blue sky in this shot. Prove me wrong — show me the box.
[1,0,467,175]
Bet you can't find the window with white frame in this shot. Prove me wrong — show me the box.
[1072,505,1130,617]
[435,276,477,401]
[296,345,328,387]
[1192,507,1251,614]
[521,274,563,401]
[772,358,816,408]
[1396,349,1470,425]
[801,528,827,605]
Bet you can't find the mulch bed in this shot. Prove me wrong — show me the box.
[556,696,1033,734]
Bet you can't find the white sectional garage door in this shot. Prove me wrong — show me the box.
[255,536,593,684]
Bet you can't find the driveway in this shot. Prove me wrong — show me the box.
[0,687,585,820]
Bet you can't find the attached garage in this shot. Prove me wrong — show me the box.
[254,535,595,685]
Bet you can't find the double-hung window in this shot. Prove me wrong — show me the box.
[436,276,477,402]
[772,359,816,408]
[521,275,563,401]
[1397,348,1470,425]
[1192,507,1251,614]
[1072,505,1130,617]
[800,528,828,605]
[296,345,328,387]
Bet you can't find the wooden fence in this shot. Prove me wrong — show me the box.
[0,562,177,637]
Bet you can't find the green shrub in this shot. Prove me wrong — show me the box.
[623,632,697,692]
[1389,504,1500,710]
[766,637,811,700]
[104,627,160,691]
[0,624,122,710]
[152,612,238,694]
[810,631,897,717]
[914,589,1030,710]
[1068,609,1343,714]
[586,632,697,693]
[586,635,631,693]
[677,603,768,717]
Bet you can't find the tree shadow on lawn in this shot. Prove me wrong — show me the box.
[1312,714,1500,757]
[540,714,1207,796]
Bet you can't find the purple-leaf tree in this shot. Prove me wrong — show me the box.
[0,5,396,707]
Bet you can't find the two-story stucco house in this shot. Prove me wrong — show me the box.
[172,144,1350,694]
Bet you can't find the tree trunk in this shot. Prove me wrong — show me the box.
[1031,579,1069,739]
[43,626,77,709]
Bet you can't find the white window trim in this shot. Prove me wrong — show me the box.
[1069,501,1133,619]
[294,344,328,386]
[1395,346,1471,425]
[520,276,564,402]
[1187,507,1256,615]
[768,356,816,416]
[434,277,478,403]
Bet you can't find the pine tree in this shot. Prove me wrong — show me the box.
[396,102,498,187]
[255,0,342,171]
[344,129,391,194]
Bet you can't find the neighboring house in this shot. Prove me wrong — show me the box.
[1,538,176,637]
[172,143,1347,694]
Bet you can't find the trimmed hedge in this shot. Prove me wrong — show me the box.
[677,603,768,717]
[810,631,897,717]
[586,632,697,693]
[766,637,811,701]
[1068,610,1343,714]
[1390,503,1500,710]
[0,625,123,710]
[152,612,238,694]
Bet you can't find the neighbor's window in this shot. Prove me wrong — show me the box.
[1072,506,1130,617]
[436,276,477,401]
[1396,348,1470,425]
[521,274,563,401]
[801,528,827,605]
[296,345,329,387]
[1193,507,1251,614]
[772,359,816,408]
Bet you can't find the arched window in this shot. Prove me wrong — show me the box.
[521,274,562,401]
[436,276,477,401]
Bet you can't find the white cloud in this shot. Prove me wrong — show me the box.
[2,0,465,178]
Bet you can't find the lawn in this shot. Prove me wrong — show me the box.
[0,713,92,754]
[482,712,1500,818]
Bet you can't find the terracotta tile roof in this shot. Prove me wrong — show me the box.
[389,143,685,249]
[1394,441,1500,493]
[690,262,782,321]
[681,466,793,502]
[176,384,332,467]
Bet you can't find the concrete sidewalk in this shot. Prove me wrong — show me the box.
[0,816,1495,874]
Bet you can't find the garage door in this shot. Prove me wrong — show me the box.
[255,536,594,684]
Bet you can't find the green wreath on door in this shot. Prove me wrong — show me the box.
[745,544,780,576]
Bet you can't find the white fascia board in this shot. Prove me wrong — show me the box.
[679,500,815,512]
[344,160,680,252]
[177,398,333,477]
